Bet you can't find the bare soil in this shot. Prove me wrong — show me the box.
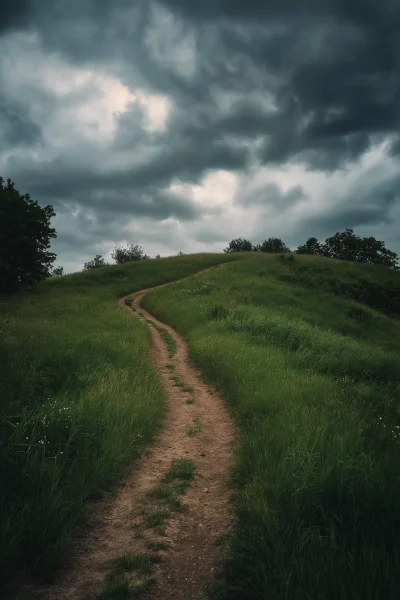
[17,266,235,600]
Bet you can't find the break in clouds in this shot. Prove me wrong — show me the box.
[1,0,399,271]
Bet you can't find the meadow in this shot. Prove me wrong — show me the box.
[142,253,400,600]
[0,253,240,592]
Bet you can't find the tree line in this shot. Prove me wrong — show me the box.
[1,176,398,293]
[224,232,399,270]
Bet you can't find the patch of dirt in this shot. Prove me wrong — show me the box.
[17,265,235,600]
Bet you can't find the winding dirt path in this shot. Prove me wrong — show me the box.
[19,265,235,600]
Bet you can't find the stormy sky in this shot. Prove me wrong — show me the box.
[1,0,399,272]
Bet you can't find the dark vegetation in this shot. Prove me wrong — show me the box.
[224,229,399,271]
[0,177,56,293]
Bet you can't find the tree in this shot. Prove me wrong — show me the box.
[83,254,107,270]
[323,229,361,262]
[177,251,184,256]
[51,265,64,276]
[253,237,291,253]
[295,237,324,256]
[111,244,149,264]
[155,254,161,259]
[359,236,398,269]
[223,238,253,253]
[295,229,399,270]
[324,229,398,269]
[0,176,56,293]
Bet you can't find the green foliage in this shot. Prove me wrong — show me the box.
[0,176,57,293]
[295,236,324,256]
[296,229,399,270]
[99,553,158,599]
[51,266,64,277]
[253,237,290,253]
[224,238,253,253]
[0,253,241,590]
[143,254,400,600]
[84,254,108,270]
[111,244,149,264]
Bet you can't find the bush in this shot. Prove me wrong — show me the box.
[83,255,108,270]
[111,244,149,264]
[253,238,291,253]
[224,238,253,253]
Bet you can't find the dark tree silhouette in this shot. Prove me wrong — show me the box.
[295,229,398,270]
[51,266,64,276]
[0,176,56,292]
[83,254,107,270]
[224,238,253,253]
[253,238,291,253]
[295,237,324,256]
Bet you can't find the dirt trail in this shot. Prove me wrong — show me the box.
[19,265,235,600]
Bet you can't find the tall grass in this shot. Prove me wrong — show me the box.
[0,253,241,590]
[142,254,400,599]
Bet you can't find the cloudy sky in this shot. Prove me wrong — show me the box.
[1,0,399,272]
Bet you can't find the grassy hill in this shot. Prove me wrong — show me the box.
[142,253,400,600]
[0,253,240,590]
[1,251,400,598]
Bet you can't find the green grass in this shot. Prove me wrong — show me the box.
[162,458,196,483]
[182,386,193,393]
[162,458,196,495]
[141,508,171,529]
[147,320,177,357]
[147,483,182,511]
[142,253,400,600]
[99,552,159,599]
[0,253,241,590]
[114,552,161,574]
[99,573,155,600]
[170,374,184,387]
[141,460,197,528]
[188,416,201,436]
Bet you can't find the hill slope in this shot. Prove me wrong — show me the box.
[142,253,400,600]
[0,253,241,591]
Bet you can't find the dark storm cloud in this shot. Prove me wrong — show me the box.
[0,95,42,146]
[1,0,400,269]
[153,0,400,170]
[0,0,32,34]
[6,160,201,222]
[2,0,398,174]
[238,183,305,212]
[389,136,400,156]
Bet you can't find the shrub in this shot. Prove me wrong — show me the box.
[111,244,149,264]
